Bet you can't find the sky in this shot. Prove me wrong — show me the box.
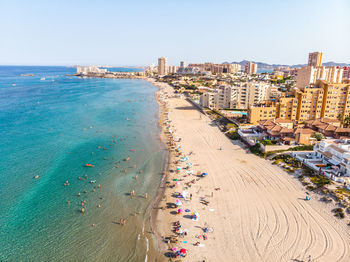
[0,0,349,66]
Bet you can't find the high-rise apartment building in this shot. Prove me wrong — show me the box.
[158,57,168,75]
[180,61,186,68]
[245,61,257,75]
[308,52,323,67]
[234,82,270,109]
[200,86,237,109]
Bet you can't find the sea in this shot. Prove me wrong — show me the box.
[0,66,167,262]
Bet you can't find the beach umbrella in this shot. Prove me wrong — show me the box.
[201,172,208,177]
[193,211,200,219]
[176,166,181,171]
[180,249,187,254]
[176,199,183,206]
[171,247,177,251]
[175,181,180,186]
[178,208,184,213]
[182,191,188,198]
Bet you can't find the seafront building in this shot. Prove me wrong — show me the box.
[158,57,168,76]
[233,82,271,109]
[76,66,107,75]
[245,61,257,75]
[200,81,271,110]
[200,86,236,109]
[292,139,350,180]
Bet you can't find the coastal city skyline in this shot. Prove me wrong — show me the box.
[1,1,350,261]
[1,0,349,66]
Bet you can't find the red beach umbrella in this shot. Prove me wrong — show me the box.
[180,248,187,254]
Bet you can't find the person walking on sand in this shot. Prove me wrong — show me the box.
[308,255,311,262]
[190,193,192,201]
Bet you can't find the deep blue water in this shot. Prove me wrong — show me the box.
[0,66,165,261]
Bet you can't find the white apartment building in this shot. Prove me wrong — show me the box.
[234,82,271,109]
[296,66,343,89]
[200,92,216,108]
[214,86,237,109]
[200,86,237,109]
[168,65,178,74]
[231,63,241,73]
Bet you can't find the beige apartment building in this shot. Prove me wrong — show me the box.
[308,52,323,67]
[158,57,168,75]
[248,80,350,124]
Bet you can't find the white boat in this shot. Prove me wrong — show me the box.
[40,77,45,81]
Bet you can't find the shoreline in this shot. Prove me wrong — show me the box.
[149,78,172,261]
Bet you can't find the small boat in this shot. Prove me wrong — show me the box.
[40,77,45,81]
[129,149,136,152]
[90,180,96,184]
[12,83,16,87]
[85,163,95,167]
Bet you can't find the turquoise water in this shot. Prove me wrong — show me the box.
[0,66,166,261]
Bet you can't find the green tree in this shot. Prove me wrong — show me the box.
[344,115,350,127]
[337,113,343,122]
[313,132,324,141]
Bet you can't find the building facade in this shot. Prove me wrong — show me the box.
[158,57,168,75]
[296,66,343,89]
[248,80,350,124]
[244,61,257,75]
[308,52,323,67]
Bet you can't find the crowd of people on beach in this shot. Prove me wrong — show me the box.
[156,85,218,261]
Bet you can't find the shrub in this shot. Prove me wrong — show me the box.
[290,145,314,151]
[250,143,263,155]
[306,185,316,191]
[261,139,274,146]
[226,131,240,140]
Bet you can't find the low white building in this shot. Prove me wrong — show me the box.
[313,139,350,177]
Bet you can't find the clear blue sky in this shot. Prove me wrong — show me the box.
[0,0,349,66]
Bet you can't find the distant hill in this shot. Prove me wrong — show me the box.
[224,60,350,70]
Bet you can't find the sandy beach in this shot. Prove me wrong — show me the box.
[152,81,350,262]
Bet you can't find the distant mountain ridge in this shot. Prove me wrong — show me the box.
[224,60,350,70]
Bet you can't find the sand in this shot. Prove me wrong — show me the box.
[153,82,350,262]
